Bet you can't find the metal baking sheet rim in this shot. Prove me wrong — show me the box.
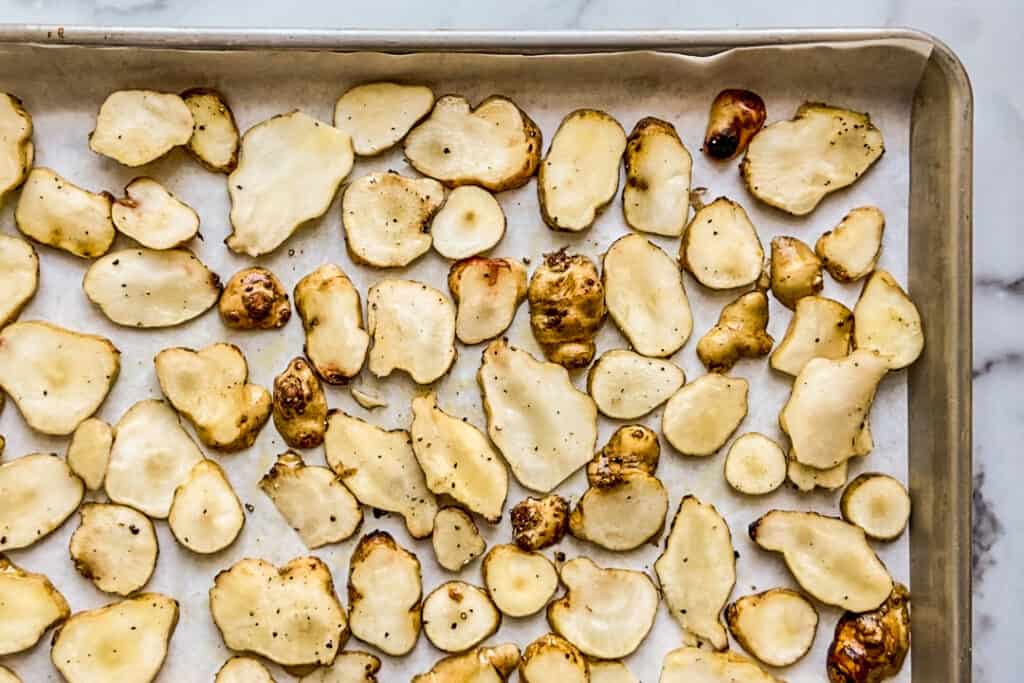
[0,25,973,682]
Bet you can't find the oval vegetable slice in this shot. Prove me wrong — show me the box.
[112,177,199,249]
[816,206,885,282]
[725,589,818,667]
[105,399,204,519]
[259,451,362,549]
[655,496,736,651]
[724,433,787,495]
[69,503,158,596]
[15,167,115,258]
[623,117,692,236]
[367,279,457,383]
[588,350,684,420]
[0,555,70,655]
[448,256,527,345]
[482,544,558,618]
[227,111,354,256]
[411,393,508,523]
[0,453,83,551]
[840,473,911,541]
[423,581,501,653]
[432,507,486,572]
[66,418,113,491]
[697,290,774,373]
[168,459,245,554]
[215,657,276,683]
[680,197,763,290]
[404,95,541,192]
[412,643,519,683]
[661,647,783,683]
[84,248,221,328]
[348,531,422,656]
[0,234,37,327]
[0,93,32,206]
[741,103,884,216]
[334,82,434,156]
[432,186,506,259]
[662,374,748,456]
[210,557,348,668]
[342,172,445,268]
[853,269,925,370]
[603,234,693,357]
[749,510,894,611]
[520,634,588,683]
[540,109,627,232]
[0,321,119,436]
[324,411,438,539]
[154,343,272,451]
[294,264,369,384]
[181,88,239,173]
[90,90,193,166]
[769,296,853,376]
[299,651,381,683]
[547,558,659,659]
[51,593,179,683]
[479,339,598,492]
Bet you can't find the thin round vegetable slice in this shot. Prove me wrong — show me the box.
[347,531,422,656]
[66,418,113,491]
[83,248,222,328]
[69,503,158,596]
[725,588,818,667]
[112,177,199,249]
[590,661,639,683]
[662,374,748,456]
[816,206,885,282]
[680,197,763,290]
[660,647,783,683]
[168,459,245,554]
[0,92,32,206]
[294,264,369,384]
[587,349,685,420]
[853,269,925,370]
[89,90,193,166]
[215,657,276,683]
[15,168,115,258]
[423,581,501,653]
[181,88,239,173]
[482,544,558,618]
[299,651,381,683]
[840,473,911,541]
[623,117,692,236]
[769,296,853,376]
[0,555,70,656]
[411,643,519,683]
[432,186,505,259]
[51,593,179,683]
[367,279,457,384]
[724,433,787,495]
[448,256,527,345]
[0,453,83,551]
[334,82,434,156]
[432,507,486,572]
[0,234,37,327]
[520,634,588,683]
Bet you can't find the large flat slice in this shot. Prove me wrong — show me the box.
[15,168,115,258]
[448,257,527,344]
[680,197,763,290]
[69,503,157,596]
[227,111,354,256]
[405,95,541,191]
[0,321,119,435]
[603,234,693,357]
[770,296,853,376]
[741,103,884,215]
[660,648,783,683]
[348,532,422,656]
[622,117,692,236]
[662,374,748,456]
[167,459,245,554]
[334,82,434,156]
[478,339,598,492]
[367,279,456,383]
[0,235,38,327]
[324,411,438,538]
[0,555,70,655]
[587,350,685,420]
[0,93,32,206]
[343,172,444,267]
[294,264,369,383]
[89,90,193,166]
[853,269,925,369]
[111,177,199,249]
[83,248,221,328]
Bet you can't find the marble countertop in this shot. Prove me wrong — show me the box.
[2,1,1014,680]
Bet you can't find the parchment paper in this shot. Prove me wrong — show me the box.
[0,38,931,682]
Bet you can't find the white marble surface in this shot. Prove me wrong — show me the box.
[1,0,1016,681]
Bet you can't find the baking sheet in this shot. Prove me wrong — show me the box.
[0,39,931,682]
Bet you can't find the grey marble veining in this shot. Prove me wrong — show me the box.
[1,0,1019,680]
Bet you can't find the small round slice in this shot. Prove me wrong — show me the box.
[816,206,885,282]
[423,581,501,653]
[342,172,445,268]
[588,350,685,419]
[725,589,818,667]
[167,459,245,554]
[482,544,558,618]
[0,234,37,328]
[520,634,589,683]
[215,656,276,683]
[0,453,84,551]
[112,177,199,249]
[181,88,239,173]
[724,433,787,495]
[432,186,505,259]
[662,374,749,456]
[69,503,158,596]
[840,473,911,541]
[681,197,764,290]
[432,507,486,572]
[83,248,222,328]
